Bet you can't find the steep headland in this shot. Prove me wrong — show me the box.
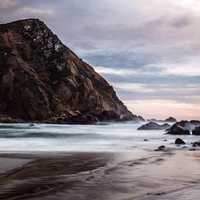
[0,19,141,123]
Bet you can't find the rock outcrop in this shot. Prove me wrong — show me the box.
[167,123,190,135]
[167,120,200,135]
[0,19,140,124]
[137,122,170,130]
[165,117,176,122]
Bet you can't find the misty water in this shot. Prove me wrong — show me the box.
[0,122,198,153]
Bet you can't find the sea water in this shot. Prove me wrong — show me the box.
[0,122,198,153]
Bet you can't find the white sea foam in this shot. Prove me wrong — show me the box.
[0,122,198,153]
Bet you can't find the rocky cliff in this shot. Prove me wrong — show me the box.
[0,19,141,124]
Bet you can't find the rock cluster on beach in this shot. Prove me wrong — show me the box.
[167,120,200,135]
[0,19,142,124]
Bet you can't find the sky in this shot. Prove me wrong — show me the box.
[0,0,200,120]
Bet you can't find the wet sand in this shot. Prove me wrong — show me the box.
[0,150,200,200]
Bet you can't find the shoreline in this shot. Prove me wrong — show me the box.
[0,149,200,199]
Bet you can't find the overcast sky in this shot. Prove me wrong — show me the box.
[1,0,200,120]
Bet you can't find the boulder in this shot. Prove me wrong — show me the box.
[155,145,166,151]
[192,126,200,135]
[167,120,200,135]
[165,117,176,122]
[138,122,170,130]
[192,141,200,147]
[190,120,200,126]
[167,123,190,135]
[175,138,186,145]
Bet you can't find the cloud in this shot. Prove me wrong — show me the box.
[0,0,56,23]
[124,99,200,120]
[162,63,200,76]
[0,0,199,119]
[95,66,139,76]
[114,82,200,101]
[0,0,16,9]
[16,6,54,17]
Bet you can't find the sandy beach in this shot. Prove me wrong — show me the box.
[0,149,200,200]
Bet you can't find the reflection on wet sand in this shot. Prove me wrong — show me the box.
[0,150,200,200]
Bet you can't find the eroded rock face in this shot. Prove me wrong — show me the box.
[0,19,140,123]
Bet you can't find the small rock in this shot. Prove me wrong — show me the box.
[144,139,149,142]
[175,138,186,145]
[155,145,166,151]
[192,141,200,147]
[189,148,197,151]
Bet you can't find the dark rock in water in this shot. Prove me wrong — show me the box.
[168,125,190,135]
[167,120,200,135]
[167,122,190,135]
[175,138,186,145]
[192,141,200,147]
[192,126,200,135]
[165,117,176,122]
[190,120,200,126]
[0,19,141,124]
[189,148,197,151]
[138,122,170,130]
[155,145,166,151]
[144,139,149,142]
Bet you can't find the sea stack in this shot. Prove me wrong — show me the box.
[0,19,140,124]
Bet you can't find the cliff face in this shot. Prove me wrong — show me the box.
[0,19,141,123]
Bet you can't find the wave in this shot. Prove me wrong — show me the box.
[0,131,101,139]
[0,124,37,130]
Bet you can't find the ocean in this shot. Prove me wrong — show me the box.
[0,122,197,153]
